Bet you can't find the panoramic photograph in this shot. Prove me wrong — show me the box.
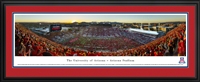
[14,14,186,56]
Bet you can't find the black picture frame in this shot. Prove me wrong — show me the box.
[1,0,199,82]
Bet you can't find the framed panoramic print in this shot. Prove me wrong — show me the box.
[1,0,199,82]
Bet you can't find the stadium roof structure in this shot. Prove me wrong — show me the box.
[128,28,159,35]
[142,25,152,27]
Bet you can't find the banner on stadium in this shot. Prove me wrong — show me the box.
[50,25,62,32]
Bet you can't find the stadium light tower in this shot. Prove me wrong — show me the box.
[158,23,161,26]
[140,23,143,30]
[148,23,151,31]
[156,24,159,32]
[39,23,41,28]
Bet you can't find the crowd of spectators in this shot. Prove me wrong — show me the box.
[15,23,186,56]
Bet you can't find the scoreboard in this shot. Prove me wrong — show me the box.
[49,24,62,32]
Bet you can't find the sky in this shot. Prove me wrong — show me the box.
[15,14,186,23]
